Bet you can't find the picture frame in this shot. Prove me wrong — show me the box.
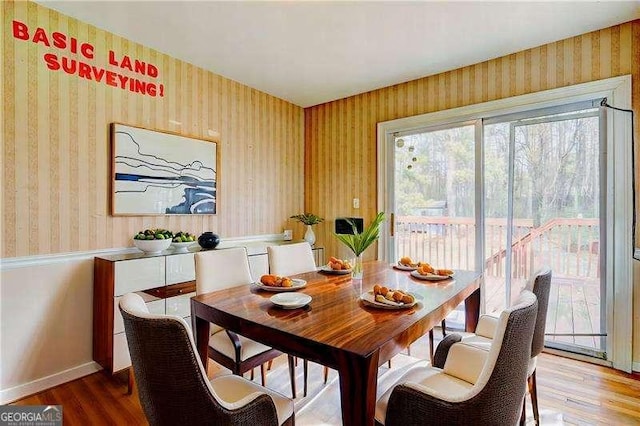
[110,123,218,216]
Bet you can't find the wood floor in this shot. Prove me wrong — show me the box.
[13,332,640,425]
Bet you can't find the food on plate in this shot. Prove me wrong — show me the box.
[260,274,293,287]
[134,228,173,240]
[399,257,431,268]
[416,263,435,275]
[416,264,453,276]
[372,284,415,305]
[328,256,352,270]
[399,256,414,266]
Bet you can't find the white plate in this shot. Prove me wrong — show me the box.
[254,278,307,292]
[318,265,352,275]
[360,291,421,310]
[410,270,454,281]
[393,263,418,271]
[270,293,312,309]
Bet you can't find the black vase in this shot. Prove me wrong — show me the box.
[198,232,220,250]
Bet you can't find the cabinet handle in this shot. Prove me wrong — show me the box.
[178,289,183,294]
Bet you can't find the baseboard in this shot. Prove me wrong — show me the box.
[0,362,102,404]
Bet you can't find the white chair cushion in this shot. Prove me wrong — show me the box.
[375,361,473,425]
[460,333,493,352]
[209,330,274,361]
[443,343,489,385]
[210,374,294,425]
[475,314,500,339]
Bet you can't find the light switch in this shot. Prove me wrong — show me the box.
[353,198,360,209]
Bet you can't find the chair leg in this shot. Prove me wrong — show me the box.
[520,396,526,425]
[250,368,254,381]
[287,355,297,398]
[428,329,435,364]
[388,360,391,368]
[303,359,308,397]
[323,366,329,384]
[127,367,134,395]
[441,319,447,336]
[260,363,267,386]
[530,371,539,425]
[406,344,411,356]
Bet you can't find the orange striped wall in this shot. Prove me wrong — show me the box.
[304,20,640,260]
[1,1,305,258]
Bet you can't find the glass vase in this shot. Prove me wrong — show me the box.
[351,253,364,280]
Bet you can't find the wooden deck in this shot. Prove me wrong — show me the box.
[483,275,603,352]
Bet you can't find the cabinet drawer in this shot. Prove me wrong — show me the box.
[113,332,131,372]
[113,297,165,334]
[114,257,165,296]
[165,292,196,318]
[166,253,196,285]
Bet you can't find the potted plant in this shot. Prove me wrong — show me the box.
[334,212,385,279]
[290,213,324,245]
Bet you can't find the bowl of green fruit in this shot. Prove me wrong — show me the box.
[133,229,173,254]
[171,231,197,252]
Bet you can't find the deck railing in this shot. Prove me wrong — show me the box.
[395,216,600,279]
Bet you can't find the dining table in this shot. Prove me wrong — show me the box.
[191,260,481,426]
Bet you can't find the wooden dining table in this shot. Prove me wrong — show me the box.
[191,261,481,426]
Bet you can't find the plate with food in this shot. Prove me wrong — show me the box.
[410,269,455,281]
[393,256,423,271]
[255,274,307,292]
[270,293,312,309]
[318,257,352,275]
[360,285,421,310]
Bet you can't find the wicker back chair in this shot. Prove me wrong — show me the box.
[119,292,294,426]
[442,268,551,425]
[376,291,538,426]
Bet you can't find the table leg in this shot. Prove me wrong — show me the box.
[194,315,210,374]
[465,287,481,332]
[338,351,379,426]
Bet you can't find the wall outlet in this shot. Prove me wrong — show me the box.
[283,229,293,240]
[353,198,360,209]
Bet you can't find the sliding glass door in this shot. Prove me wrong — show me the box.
[388,101,607,357]
[484,103,605,357]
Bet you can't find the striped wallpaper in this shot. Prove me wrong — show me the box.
[305,20,640,260]
[2,1,305,258]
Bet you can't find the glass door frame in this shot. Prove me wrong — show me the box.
[376,76,633,372]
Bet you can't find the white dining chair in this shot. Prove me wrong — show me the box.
[267,242,328,396]
[195,247,298,397]
[267,242,317,277]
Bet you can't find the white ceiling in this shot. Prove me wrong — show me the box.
[38,1,639,108]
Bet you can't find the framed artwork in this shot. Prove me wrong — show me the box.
[110,123,218,215]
